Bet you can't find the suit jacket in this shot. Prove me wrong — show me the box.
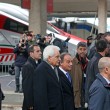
[88,73,110,110]
[58,68,75,110]
[33,61,64,110]
[22,57,41,110]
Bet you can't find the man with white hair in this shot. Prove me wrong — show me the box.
[88,57,110,110]
[33,45,64,110]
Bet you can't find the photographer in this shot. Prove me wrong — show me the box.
[36,34,52,53]
[13,37,29,93]
[26,31,36,46]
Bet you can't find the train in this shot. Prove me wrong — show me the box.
[0,3,86,66]
[49,18,98,39]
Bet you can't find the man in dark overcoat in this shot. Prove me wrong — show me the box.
[33,45,64,110]
[85,40,108,105]
[22,44,42,110]
[58,53,75,110]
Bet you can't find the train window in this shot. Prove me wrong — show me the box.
[18,23,24,33]
[10,21,17,31]
[17,23,28,33]
[70,22,77,29]
[4,18,28,33]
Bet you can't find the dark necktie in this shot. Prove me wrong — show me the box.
[54,67,59,81]
[66,72,71,83]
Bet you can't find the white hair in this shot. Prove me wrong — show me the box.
[43,45,60,61]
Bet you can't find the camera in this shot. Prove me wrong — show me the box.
[36,34,46,44]
[22,39,25,42]
[19,38,26,48]
[21,43,25,47]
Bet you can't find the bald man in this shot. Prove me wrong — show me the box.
[88,57,110,110]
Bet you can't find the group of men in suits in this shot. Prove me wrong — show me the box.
[22,41,110,110]
[33,45,75,110]
[22,44,75,110]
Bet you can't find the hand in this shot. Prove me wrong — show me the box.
[84,103,88,108]
[18,43,22,47]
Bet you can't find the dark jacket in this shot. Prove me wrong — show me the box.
[85,52,103,103]
[88,73,110,110]
[58,68,75,110]
[33,61,64,110]
[13,43,29,67]
[22,57,41,110]
[53,38,68,53]
[87,45,96,60]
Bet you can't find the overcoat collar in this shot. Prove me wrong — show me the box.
[43,61,59,83]
[97,73,110,88]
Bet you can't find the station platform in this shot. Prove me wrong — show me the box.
[2,91,23,110]
[0,74,23,110]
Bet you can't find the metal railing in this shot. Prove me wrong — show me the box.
[0,53,15,75]
[0,64,11,75]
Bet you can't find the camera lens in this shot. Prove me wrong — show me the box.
[22,39,24,42]
[21,44,25,47]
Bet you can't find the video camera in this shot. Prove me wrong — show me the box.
[19,37,26,48]
[21,40,25,47]
[36,34,46,44]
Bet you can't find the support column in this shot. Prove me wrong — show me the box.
[41,0,47,36]
[29,0,47,35]
[98,0,107,33]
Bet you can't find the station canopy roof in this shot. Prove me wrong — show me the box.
[0,0,110,17]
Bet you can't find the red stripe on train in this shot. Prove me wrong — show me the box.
[0,48,14,54]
